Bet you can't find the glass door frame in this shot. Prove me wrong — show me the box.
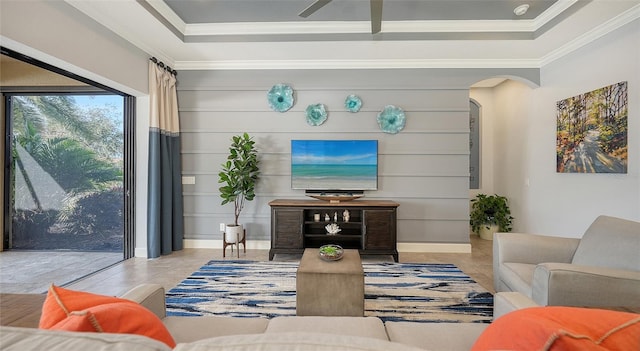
[1,47,135,259]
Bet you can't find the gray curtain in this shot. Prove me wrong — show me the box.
[147,59,183,258]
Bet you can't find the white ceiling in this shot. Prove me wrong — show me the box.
[64,0,640,71]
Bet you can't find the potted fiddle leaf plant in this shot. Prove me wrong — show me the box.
[470,194,513,240]
[218,133,260,243]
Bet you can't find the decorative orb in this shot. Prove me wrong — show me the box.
[344,94,362,113]
[377,105,406,134]
[305,103,328,126]
[267,84,294,112]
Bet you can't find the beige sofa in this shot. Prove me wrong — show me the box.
[2,283,526,351]
[493,215,640,307]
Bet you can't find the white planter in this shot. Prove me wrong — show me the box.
[478,224,499,241]
[225,224,244,243]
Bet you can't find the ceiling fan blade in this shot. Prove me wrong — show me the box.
[298,0,333,18]
[370,0,383,34]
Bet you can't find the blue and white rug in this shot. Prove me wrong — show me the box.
[166,260,493,323]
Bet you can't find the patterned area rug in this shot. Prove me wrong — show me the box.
[166,260,493,323]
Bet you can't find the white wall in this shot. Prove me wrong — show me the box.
[471,19,640,237]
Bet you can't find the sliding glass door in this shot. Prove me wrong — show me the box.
[8,94,125,251]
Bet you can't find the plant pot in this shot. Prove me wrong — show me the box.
[225,224,244,243]
[478,224,499,241]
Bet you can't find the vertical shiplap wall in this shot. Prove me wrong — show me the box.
[176,68,537,245]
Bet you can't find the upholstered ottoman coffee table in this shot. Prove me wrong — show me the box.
[296,248,364,316]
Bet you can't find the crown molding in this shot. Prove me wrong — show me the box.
[142,0,186,33]
[541,3,640,66]
[184,20,539,37]
[533,0,580,30]
[173,58,542,71]
[63,0,638,71]
[145,0,576,38]
[174,4,640,71]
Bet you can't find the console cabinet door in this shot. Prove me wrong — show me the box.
[363,209,396,250]
[272,208,303,249]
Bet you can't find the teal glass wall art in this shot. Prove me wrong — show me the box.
[267,84,294,112]
[305,103,328,126]
[345,95,362,112]
[377,105,406,134]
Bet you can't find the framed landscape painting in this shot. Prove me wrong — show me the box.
[556,81,628,173]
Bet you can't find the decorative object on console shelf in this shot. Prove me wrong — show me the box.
[305,103,328,126]
[218,133,260,246]
[377,105,406,134]
[267,83,295,112]
[325,223,341,235]
[307,192,364,203]
[319,244,344,261]
[345,94,362,112]
[469,194,513,240]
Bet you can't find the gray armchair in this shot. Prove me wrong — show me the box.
[493,215,640,307]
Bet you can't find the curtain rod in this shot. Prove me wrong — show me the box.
[150,57,177,76]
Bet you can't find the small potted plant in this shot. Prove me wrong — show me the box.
[218,133,260,243]
[470,194,514,240]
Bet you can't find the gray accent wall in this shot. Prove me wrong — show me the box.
[177,68,538,245]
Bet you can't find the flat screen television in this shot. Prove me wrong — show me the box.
[291,140,378,191]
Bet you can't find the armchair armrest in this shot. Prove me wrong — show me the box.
[532,263,640,307]
[120,284,167,319]
[493,233,580,291]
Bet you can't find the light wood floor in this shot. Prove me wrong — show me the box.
[0,251,123,294]
[0,235,493,328]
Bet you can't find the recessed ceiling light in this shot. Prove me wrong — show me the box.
[514,4,530,16]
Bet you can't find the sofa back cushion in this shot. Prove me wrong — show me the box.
[0,326,172,351]
[173,332,425,351]
[572,215,640,271]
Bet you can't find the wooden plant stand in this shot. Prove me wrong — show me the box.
[223,228,246,258]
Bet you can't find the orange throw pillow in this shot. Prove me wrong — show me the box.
[472,307,640,351]
[39,284,175,348]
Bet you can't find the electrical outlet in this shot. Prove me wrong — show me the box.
[182,176,196,185]
[219,223,226,232]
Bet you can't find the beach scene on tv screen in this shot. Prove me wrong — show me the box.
[291,140,378,190]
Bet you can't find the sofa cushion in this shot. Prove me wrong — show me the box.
[385,322,487,351]
[39,285,175,348]
[0,326,171,351]
[163,316,269,343]
[173,332,425,351]
[471,306,640,351]
[265,316,388,340]
[493,292,538,319]
[40,284,124,329]
[498,262,536,296]
[572,215,640,271]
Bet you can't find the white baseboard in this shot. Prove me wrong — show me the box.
[183,239,471,253]
[134,247,148,258]
[397,242,472,253]
[184,239,271,250]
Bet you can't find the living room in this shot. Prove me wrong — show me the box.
[0,1,639,349]
[1,0,638,258]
